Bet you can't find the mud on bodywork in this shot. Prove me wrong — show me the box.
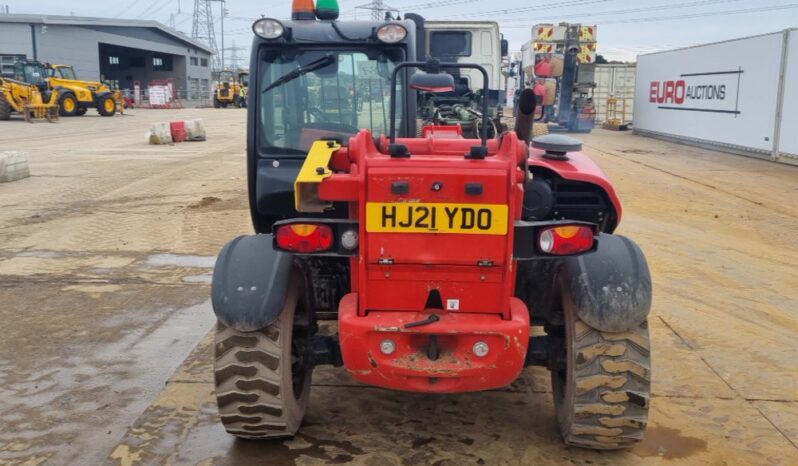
[559,233,652,333]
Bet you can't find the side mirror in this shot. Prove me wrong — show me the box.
[501,39,509,58]
[409,71,455,93]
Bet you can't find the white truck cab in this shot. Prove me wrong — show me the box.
[422,21,506,99]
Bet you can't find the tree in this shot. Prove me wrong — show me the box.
[595,54,609,64]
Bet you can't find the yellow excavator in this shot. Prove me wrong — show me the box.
[0,60,59,123]
[45,64,120,117]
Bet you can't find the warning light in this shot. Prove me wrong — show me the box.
[292,0,316,21]
[315,0,339,20]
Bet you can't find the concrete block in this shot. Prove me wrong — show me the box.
[185,119,207,141]
[148,122,173,145]
[0,151,31,183]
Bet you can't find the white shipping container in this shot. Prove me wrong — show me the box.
[634,31,786,158]
[777,29,798,162]
[593,64,636,123]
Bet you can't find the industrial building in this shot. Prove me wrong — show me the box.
[0,14,214,102]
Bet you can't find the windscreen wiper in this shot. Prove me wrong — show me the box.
[262,55,335,94]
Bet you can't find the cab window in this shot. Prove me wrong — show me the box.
[429,31,472,58]
[258,49,404,156]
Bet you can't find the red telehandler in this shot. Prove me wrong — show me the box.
[211,3,652,450]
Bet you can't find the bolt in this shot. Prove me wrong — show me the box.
[380,339,396,355]
[473,341,489,357]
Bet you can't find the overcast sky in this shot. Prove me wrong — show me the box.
[3,0,797,63]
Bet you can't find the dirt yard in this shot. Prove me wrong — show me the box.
[0,109,796,465]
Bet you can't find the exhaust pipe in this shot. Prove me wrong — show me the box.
[514,88,537,144]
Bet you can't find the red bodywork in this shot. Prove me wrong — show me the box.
[528,148,623,226]
[314,128,618,393]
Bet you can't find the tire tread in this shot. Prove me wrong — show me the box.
[214,309,309,439]
[562,320,651,450]
[0,92,10,120]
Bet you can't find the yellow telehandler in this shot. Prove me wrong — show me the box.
[45,64,120,117]
[0,60,59,123]
[213,70,240,108]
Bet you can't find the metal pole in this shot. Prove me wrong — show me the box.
[772,28,791,162]
[220,0,225,70]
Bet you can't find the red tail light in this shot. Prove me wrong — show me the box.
[276,223,333,253]
[538,225,594,255]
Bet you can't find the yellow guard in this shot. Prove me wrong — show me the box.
[294,140,341,212]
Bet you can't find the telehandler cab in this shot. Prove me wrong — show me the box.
[210,0,652,450]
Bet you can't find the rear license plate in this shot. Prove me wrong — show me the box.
[365,202,508,235]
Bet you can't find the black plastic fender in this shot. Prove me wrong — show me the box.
[94,91,114,105]
[211,234,293,332]
[560,234,652,333]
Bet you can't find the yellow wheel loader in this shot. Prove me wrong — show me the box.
[213,70,240,108]
[46,64,121,117]
[0,60,59,123]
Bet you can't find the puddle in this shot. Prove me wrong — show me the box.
[147,254,215,268]
[632,426,708,459]
[16,251,63,259]
[183,274,213,284]
[0,300,216,465]
[620,149,654,155]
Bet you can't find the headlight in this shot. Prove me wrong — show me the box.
[376,24,407,44]
[253,18,285,40]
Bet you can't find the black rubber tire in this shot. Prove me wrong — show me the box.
[0,92,10,121]
[97,95,116,117]
[213,97,221,108]
[214,274,312,439]
[550,277,651,450]
[58,93,79,117]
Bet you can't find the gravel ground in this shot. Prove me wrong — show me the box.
[0,109,796,465]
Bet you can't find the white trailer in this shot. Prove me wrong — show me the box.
[633,29,797,165]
